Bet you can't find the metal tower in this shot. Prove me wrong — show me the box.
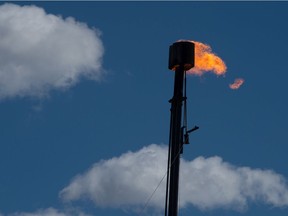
[165,41,197,216]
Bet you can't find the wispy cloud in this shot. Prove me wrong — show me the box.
[0,3,104,100]
[7,207,90,216]
[60,144,288,212]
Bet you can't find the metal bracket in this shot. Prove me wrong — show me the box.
[184,125,199,144]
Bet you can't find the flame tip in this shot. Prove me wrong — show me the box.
[229,78,245,90]
[186,40,227,76]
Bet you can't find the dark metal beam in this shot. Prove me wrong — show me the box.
[165,41,194,216]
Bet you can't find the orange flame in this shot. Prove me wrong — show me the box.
[229,78,244,90]
[186,41,227,76]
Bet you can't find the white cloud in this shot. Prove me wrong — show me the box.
[8,208,66,216]
[180,156,288,210]
[0,3,104,99]
[60,144,288,212]
[60,144,167,209]
[7,207,90,216]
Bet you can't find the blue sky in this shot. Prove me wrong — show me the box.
[0,1,288,216]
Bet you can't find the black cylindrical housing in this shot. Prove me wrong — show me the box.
[169,41,195,71]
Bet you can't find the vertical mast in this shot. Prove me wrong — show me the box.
[165,41,195,216]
